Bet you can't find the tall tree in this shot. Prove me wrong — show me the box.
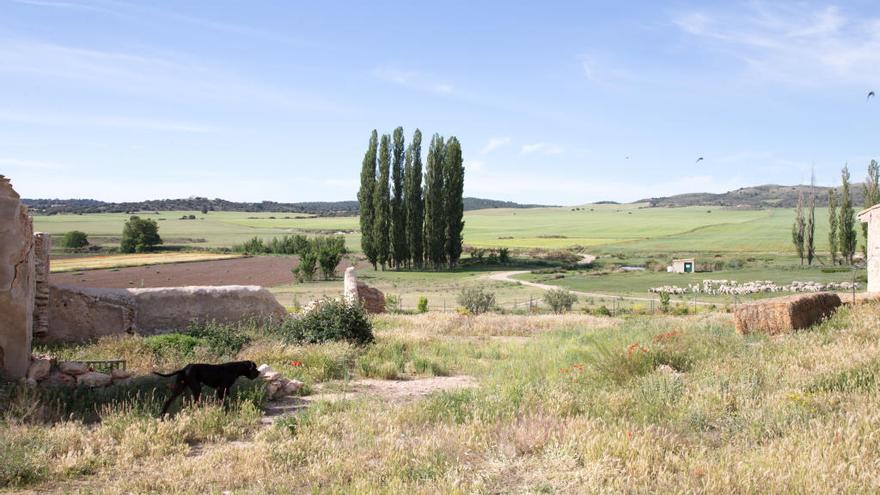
[358,130,378,269]
[839,165,857,264]
[373,134,391,270]
[423,134,446,269]
[863,159,880,255]
[806,171,816,266]
[792,191,805,265]
[828,187,839,265]
[404,129,424,268]
[390,126,407,269]
[443,136,465,268]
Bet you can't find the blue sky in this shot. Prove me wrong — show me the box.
[2,0,880,204]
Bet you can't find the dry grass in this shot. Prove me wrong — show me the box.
[50,252,243,273]
[734,292,842,335]
[5,305,880,493]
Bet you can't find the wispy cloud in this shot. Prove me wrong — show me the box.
[520,142,563,155]
[0,157,63,170]
[0,110,217,133]
[372,67,455,95]
[479,137,511,155]
[0,40,341,112]
[578,53,633,86]
[674,4,880,86]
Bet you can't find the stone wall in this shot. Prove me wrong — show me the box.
[47,284,287,342]
[33,232,51,338]
[858,205,880,293]
[341,267,385,313]
[0,175,35,379]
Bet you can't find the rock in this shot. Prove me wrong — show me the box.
[76,371,112,388]
[110,368,131,380]
[257,363,271,373]
[27,357,52,381]
[59,361,90,375]
[32,233,51,339]
[266,380,283,398]
[262,371,281,382]
[25,378,37,387]
[0,175,35,379]
[42,371,76,387]
[282,379,304,395]
[356,282,385,314]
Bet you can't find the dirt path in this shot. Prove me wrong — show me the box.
[486,253,713,306]
[261,375,477,425]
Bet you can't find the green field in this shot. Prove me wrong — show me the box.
[32,204,856,256]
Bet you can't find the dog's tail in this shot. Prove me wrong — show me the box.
[153,369,183,378]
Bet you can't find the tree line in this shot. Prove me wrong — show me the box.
[793,160,879,265]
[358,128,464,270]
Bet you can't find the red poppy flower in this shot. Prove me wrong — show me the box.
[290,360,303,367]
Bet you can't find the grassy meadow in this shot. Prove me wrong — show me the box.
[5,304,880,492]
[33,204,847,255]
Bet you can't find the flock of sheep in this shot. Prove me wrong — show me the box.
[649,279,859,296]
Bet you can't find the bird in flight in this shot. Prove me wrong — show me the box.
[695,157,704,164]
[869,91,875,101]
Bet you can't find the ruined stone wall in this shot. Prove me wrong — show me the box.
[0,176,35,378]
[47,284,287,342]
[33,233,51,338]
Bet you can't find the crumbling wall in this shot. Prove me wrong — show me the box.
[48,284,287,341]
[33,233,51,338]
[341,267,385,313]
[0,175,35,378]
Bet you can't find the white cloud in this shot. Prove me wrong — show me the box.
[480,137,511,155]
[578,53,633,86]
[520,142,563,155]
[674,4,880,86]
[372,67,455,95]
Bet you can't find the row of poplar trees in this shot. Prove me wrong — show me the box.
[793,160,879,265]
[358,127,464,270]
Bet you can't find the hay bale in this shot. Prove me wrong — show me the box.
[734,292,841,335]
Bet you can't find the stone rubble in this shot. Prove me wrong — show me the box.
[257,363,304,400]
[25,357,135,388]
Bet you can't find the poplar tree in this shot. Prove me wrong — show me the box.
[423,134,446,269]
[828,188,838,264]
[792,191,805,265]
[839,165,857,264]
[373,134,391,270]
[358,130,378,269]
[443,136,465,268]
[806,172,816,266]
[863,160,880,255]
[404,129,424,267]
[390,126,407,269]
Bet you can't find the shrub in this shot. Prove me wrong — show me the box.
[120,216,162,253]
[593,305,612,316]
[236,237,267,254]
[60,230,89,249]
[144,333,201,357]
[498,247,511,264]
[293,251,319,282]
[278,298,373,345]
[185,320,252,357]
[384,294,400,313]
[315,235,346,279]
[659,292,671,313]
[417,296,429,313]
[543,288,578,314]
[456,287,496,315]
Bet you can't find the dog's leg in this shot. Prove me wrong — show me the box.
[160,380,186,416]
[187,380,202,408]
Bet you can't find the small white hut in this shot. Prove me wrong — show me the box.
[668,258,695,274]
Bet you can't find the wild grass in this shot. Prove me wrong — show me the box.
[5,304,880,493]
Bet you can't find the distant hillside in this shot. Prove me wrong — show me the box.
[23,196,549,216]
[638,184,867,209]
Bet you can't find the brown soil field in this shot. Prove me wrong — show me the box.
[49,255,354,288]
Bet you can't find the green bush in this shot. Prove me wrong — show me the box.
[185,320,252,357]
[144,333,201,357]
[60,230,89,249]
[659,292,671,313]
[293,250,319,282]
[278,298,373,345]
[385,294,400,313]
[120,216,162,253]
[543,288,578,314]
[417,296,429,313]
[456,287,496,315]
[593,305,612,316]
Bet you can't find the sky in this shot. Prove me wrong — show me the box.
[2,0,880,205]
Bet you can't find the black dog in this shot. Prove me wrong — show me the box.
[154,360,261,416]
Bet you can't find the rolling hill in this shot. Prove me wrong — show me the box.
[638,184,866,208]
